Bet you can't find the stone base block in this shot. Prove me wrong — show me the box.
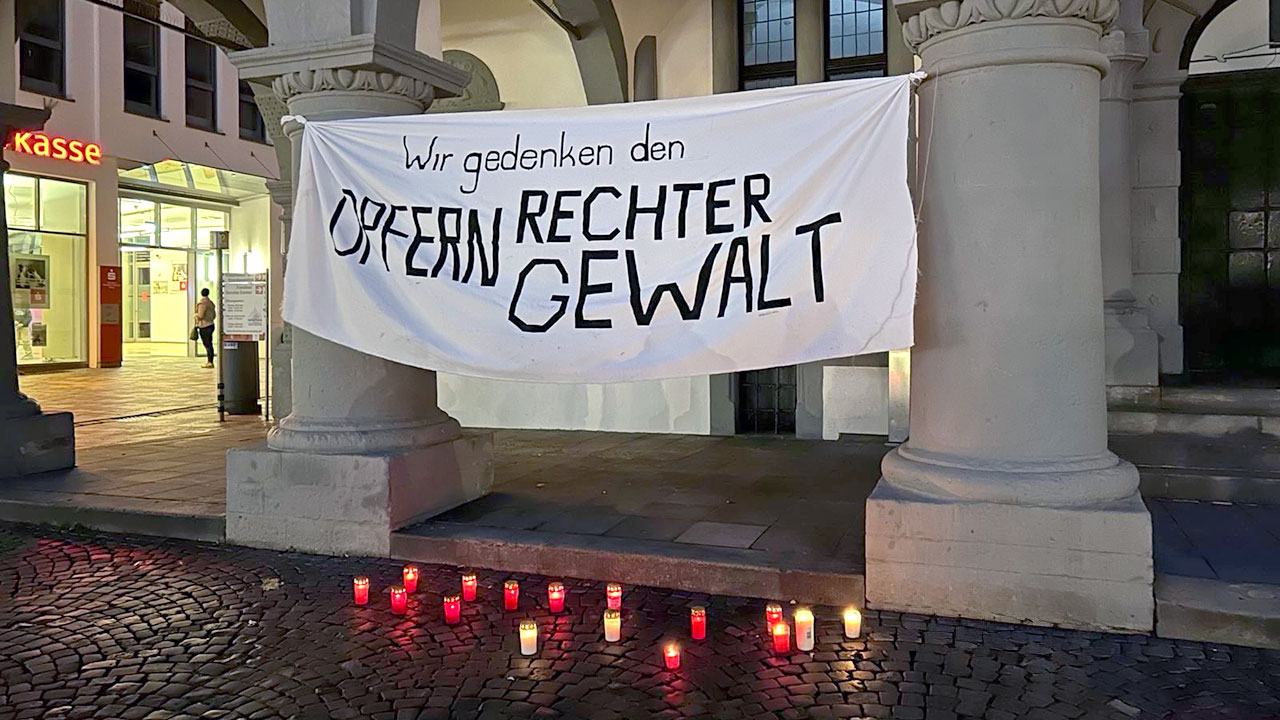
[227,430,493,556]
[865,482,1154,632]
[0,412,75,478]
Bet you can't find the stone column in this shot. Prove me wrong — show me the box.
[1100,0,1159,395]
[866,0,1153,631]
[0,103,74,477]
[225,0,492,556]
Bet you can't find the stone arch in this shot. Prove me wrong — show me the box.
[429,50,506,112]
[1177,0,1239,69]
[551,0,630,104]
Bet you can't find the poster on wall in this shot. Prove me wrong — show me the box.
[285,75,919,383]
[11,254,50,309]
[30,322,47,347]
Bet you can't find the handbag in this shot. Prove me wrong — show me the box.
[190,326,200,341]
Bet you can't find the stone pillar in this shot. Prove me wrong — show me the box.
[225,0,493,556]
[795,0,825,84]
[0,103,74,477]
[866,0,1153,632]
[263,178,293,420]
[1100,0,1159,396]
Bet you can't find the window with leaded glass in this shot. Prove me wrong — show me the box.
[826,0,886,80]
[740,0,796,90]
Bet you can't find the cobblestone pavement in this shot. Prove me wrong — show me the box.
[1,525,1277,720]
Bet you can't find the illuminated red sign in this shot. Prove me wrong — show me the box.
[6,132,102,165]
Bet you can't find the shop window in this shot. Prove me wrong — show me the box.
[18,0,65,97]
[826,0,886,79]
[124,15,161,117]
[160,204,194,248]
[740,0,796,90]
[239,81,268,142]
[195,209,228,250]
[6,174,88,367]
[119,197,158,246]
[186,37,218,131]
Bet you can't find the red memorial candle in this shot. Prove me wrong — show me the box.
[606,583,622,610]
[504,580,520,611]
[690,606,707,641]
[663,642,681,670]
[765,602,783,627]
[353,576,370,606]
[402,565,419,593]
[390,585,408,615]
[461,572,478,602]
[443,594,461,624]
[771,621,790,655]
[547,582,565,613]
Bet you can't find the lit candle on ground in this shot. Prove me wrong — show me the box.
[519,620,538,655]
[794,608,815,651]
[352,576,369,606]
[462,572,478,602]
[606,583,622,610]
[504,580,519,611]
[771,621,790,655]
[390,585,408,615]
[443,594,461,625]
[402,565,419,593]
[843,607,862,639]
[663,642,681,670]
[765,602,783,627]
[690,606,706,641]
[603,609,621,642]
[547,582,565,613]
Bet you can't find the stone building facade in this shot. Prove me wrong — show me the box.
[17,0,1268,632]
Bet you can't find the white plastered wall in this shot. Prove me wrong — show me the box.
[434,0,719,434]
[439,0,588,109]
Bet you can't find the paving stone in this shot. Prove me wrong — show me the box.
[0,523,1277,720]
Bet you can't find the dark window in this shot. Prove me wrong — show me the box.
[186,37,218,130]
[825,0,886,80]
[740,0,795,90]
[238,81,267,142]
[737,366,797,434]
[124,15,161,117]
[18,0,65,96]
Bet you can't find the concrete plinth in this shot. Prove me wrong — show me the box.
[0,412,75,478]
[228,430,493,556]
[866,481,1153,632]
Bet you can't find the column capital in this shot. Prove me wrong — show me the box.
[231,35,467,123]
[897,0,1119,54]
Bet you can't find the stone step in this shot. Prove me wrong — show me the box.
[1109,409,1280,438]
[1155,574,1280,650]
[391,521,865,607]
[0,497,225,543]
[1139,467,1280,504]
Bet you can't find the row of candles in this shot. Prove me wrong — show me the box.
[352,566,863,663]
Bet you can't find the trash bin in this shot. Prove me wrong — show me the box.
[222,339,261,415]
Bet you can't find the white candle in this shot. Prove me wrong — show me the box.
[843,607,862,638]
[794,607,815,651]
[519,620,537,655]
[603,609,621,642]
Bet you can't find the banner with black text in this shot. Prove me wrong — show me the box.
[285,75,917,382]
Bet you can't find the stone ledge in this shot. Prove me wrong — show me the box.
[1156,574,1280,649]
[0,499,223,543]
[391,523,865,607]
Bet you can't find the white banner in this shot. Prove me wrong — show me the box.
[285,76,917,383]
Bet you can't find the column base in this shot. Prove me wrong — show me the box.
[227,429,493,556]
[0,411,75,478]
[866,479,1153,632]
[1105,300,1160,388]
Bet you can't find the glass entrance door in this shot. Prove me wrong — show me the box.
[120,246,191,356]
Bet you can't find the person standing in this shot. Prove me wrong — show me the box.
[194,288,216,368]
